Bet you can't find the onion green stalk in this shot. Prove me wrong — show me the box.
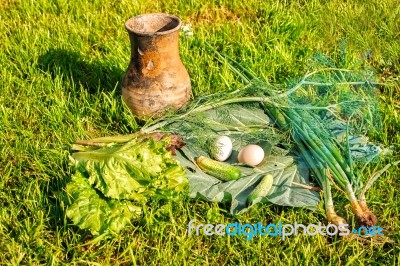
[280,107,377,227]
[293,133,347,227]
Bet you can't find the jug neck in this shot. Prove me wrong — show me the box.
[125,13,182,63]
[128,32,180,61]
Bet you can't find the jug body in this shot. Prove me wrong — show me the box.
[122,13,191,118]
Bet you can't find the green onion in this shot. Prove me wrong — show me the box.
[204,45,380,227]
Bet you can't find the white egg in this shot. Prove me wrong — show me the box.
[212,136,233,161]
[237,144,265,166]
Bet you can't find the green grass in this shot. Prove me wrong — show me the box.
[0,0,399,264]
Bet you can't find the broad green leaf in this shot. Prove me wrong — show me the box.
[166,104,319,214]
[70,138,188,201]
[175,143,320,214]
[65,172,142,235]
[205,104,271,131]
[64,137,188,235]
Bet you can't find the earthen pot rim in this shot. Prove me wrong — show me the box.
[125,13,182,37]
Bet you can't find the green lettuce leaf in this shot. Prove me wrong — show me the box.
[70,137,188,202]
[64,136,188,235]
[65,172,142,235]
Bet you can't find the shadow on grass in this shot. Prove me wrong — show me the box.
[38,48,124,94]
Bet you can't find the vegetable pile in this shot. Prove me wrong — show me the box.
[62,45,395,236]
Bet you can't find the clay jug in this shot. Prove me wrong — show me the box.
[122,13,191,118]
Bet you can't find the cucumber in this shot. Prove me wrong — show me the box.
[247,174,274,203]
[196,156,241,181]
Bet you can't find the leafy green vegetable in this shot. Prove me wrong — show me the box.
[64,136,188,235]
[65,172,142,235]
[71,137,187,202]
